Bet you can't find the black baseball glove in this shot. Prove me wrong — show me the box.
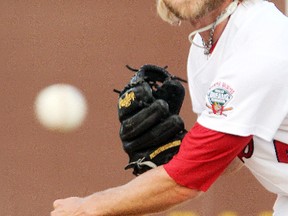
[114,64,187,176]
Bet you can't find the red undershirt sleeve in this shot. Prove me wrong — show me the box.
[164,122,252,192]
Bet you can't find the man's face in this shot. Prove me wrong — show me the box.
[163,0,226,23]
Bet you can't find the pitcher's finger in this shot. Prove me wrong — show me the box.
[53,199,63,208]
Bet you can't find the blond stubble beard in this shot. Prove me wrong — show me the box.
[167,0,226,22]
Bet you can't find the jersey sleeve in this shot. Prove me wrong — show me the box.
[164,122,252,192]
[197,37,288,141]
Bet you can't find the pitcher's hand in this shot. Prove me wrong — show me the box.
[51,197,84,216]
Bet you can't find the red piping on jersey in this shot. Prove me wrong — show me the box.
[209,40,218,54]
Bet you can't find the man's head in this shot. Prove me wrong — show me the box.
[156,0,242,25]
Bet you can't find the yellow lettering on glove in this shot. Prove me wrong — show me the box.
[119,91,136,109]
[149,140,181,159]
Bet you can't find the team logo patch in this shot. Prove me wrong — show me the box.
[206,81,234,117]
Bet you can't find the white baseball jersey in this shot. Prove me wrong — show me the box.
[187,0,288,214]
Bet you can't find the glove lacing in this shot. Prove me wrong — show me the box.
[126,157,157,170]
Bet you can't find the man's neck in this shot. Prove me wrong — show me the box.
[190,0,233,44]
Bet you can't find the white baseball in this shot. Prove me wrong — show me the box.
[34,84,88,132]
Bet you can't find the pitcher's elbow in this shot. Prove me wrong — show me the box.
[173,184,202,204]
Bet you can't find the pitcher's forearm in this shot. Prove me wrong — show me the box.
[81,166,199,216]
